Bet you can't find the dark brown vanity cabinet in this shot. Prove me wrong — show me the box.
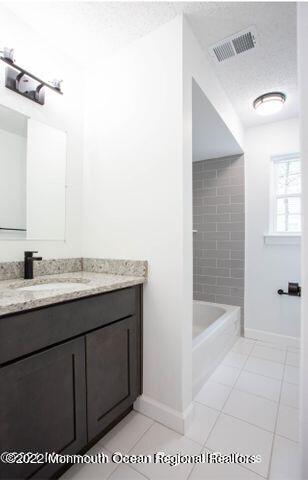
[0,286,142,479]
[86,316,139,440]
[0,338,87,480]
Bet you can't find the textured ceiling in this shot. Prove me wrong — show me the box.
[186,2,298,127]
[4,2,298,128]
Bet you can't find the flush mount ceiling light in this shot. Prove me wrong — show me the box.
[253,92,286,116]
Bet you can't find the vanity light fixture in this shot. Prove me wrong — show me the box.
[0,47,15,63]
[0,46,63,105]
[253,92,286,116]
[50,79,63,90]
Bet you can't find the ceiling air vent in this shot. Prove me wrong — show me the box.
[210,27,258,63]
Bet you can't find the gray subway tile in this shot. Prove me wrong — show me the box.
[228,166,244,178]
[195,205,217,214]
[217,185,244,196]
[195,168,210,178]
[217,204,244,214]
[196,275,217,285]
[198,258,217,267]
[199,169,217,179]
[202,249,230,259]
[217,240,245,251]
[231,194,245,204]
[198,224,217,232]
[195,241,217,251]
[205,196,230,206]
[217,259,244,269]
[194,206,207,215]
[205,267,230,277]
[230,154,244,167]
[203,177,228,188]
[194,266,203,276]
[193,155,245,319]
[217,168,231,178]
[203,231,230,240]
[217,222,245,232]
[230,287,244,297]
[231,250,245,260]
[231,213,245,222]
[203,240,218,249]
[230,297,244,307]
[215,295,243,306]
[193,220,203,228]
[194,250,202,259]
[193,233,203,242]
[204,214,230,223]
[193,160,203,171]
[193,198,202,207]
[197,267,213,276]
[215,175,231,186]
[202,187,217,197]
[231,231,245,241]
[194,292,206,301]
[204,285,230,295]
[217,277,244,287]
[193,284,202,294]
[193,180,203,189]
[231,268,244,278]
[203,294,217,303]
[229,175,244,186]
[204,158,231,170]
[193,188,204,198]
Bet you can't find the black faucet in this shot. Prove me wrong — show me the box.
[24,251,43,279]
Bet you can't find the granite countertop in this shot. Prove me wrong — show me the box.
[0,271,146,317]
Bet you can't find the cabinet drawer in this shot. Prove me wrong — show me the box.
[0,287,137,365]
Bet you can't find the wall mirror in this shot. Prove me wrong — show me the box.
[0,104,67,240]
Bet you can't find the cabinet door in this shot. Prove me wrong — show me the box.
[0,338,86,479]
[86,316,138,441]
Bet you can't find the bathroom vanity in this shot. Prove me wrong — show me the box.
[0,264,145,479]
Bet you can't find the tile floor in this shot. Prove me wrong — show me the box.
[62,337,301,480]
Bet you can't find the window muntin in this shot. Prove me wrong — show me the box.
[271,154,301,234]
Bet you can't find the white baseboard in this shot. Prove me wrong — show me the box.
[134,395,194,435]
[245,328,300,348]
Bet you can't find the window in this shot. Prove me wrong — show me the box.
[270,154,301,234]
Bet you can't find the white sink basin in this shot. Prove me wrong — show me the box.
[17,282,87,292]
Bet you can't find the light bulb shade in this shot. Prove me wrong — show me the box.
[253,92,286,116]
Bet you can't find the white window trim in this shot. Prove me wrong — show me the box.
[267,153,301,242]
[264,233,301,246]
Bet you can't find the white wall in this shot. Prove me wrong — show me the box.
[245,118,301,340]
[192,80,243,161]
[83,14,244,431]
[0,128,26,231]
[0,5,84,261]
[298,4,308,476]
[182,15,244,409]
[183,17,244,155]
[83,16,190,431]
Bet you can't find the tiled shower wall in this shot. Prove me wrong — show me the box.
[193,155,245,319]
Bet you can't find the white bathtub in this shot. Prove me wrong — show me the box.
[192,300,240,396]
